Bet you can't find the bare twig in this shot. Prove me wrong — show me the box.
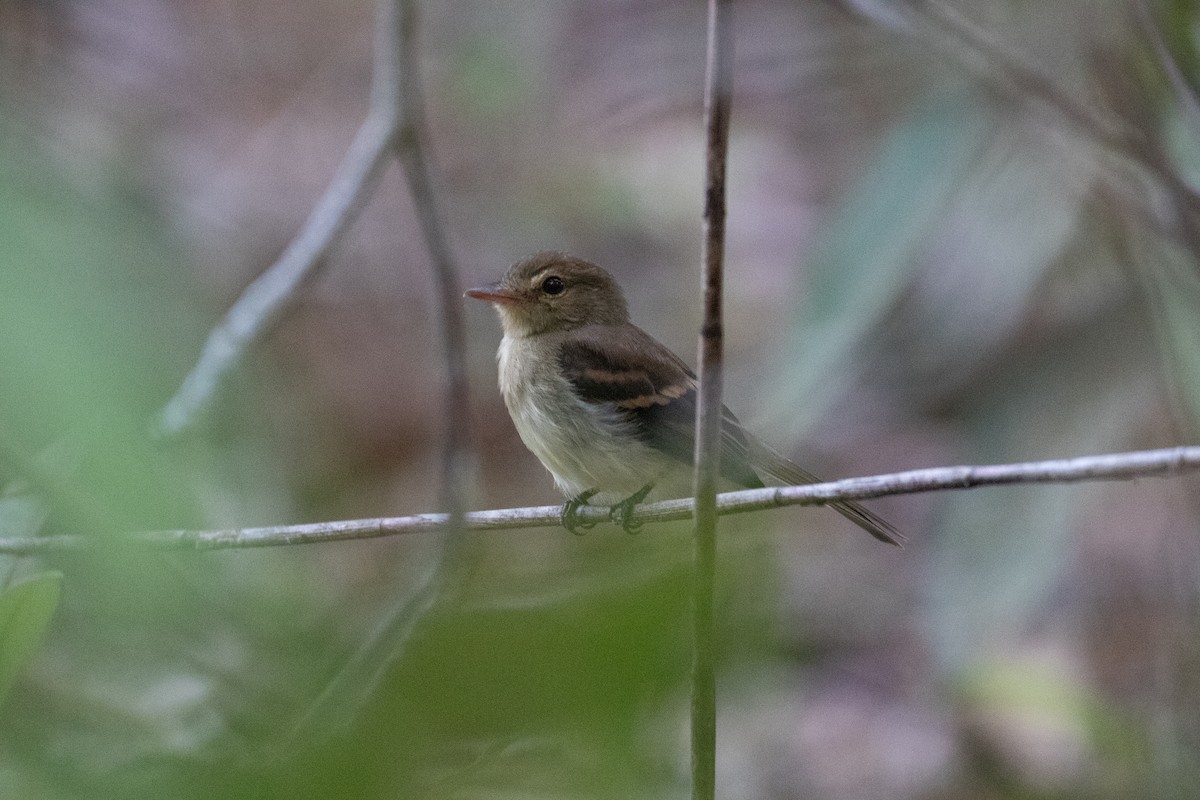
[276,0,472,748]
[282,542,447,749]
[692,2,734,799]
[925,0,1200,217]
[154,116,396,439]
[911,0,1140,150]
[1,446,1198,555]
[148,5,470,744]
[2,447,1198,555]
[833,0,1200,250]
[157,0,472,522]
[389,0,473,518]
[155,0,420,439]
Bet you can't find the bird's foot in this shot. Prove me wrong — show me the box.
[562,490,598,535]
[609,484,654,534]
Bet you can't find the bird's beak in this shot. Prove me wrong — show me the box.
[464,282,523,305]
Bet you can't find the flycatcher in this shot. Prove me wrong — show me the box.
[466,251,900,545]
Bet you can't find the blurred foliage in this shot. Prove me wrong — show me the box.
[0,571,62,709]
[769,82,994,433]
[1,1,1200,799]
[0,117,201,533]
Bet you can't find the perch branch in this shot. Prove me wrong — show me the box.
[2,446,1196,555]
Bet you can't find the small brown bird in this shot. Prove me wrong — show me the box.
[466,251,900,545]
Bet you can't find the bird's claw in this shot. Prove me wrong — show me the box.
[562,491,598,535]
[609,500,643,533]
[610,483,653,534]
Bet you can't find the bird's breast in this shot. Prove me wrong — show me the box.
[496,335,677,500]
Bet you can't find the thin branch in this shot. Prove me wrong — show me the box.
[288,5,473,747]
[692,2,734,800]
[911,0,1140,152]
[832,0,1200,252]
[282,545,447,749]
[146,7,470,740]
[919,0,1200,215]
[2,446,1198,555]
[390,0,473,519]
[154,0,412,439]
[154,116,396,439]
[276,0,471,748]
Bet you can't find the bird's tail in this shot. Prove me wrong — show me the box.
[750,441,903,547]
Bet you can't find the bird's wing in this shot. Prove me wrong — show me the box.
[558,324,764,489]
[559,325,902,546]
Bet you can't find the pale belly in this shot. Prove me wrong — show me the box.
[498,336,688,503]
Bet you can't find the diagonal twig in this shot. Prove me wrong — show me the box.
[147,4,472,747]
[157,0,472,525]
[155,0,419,440]
[832,0,1200,251]
[154,119,397,439]
[279,0,473,751]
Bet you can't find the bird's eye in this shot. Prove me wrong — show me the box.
[541,276,565,295]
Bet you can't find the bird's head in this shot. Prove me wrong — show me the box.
[465,251,630,337]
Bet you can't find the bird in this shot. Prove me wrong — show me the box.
[465,251,900,545]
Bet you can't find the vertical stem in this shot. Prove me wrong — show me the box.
[284,0,473,748]
[692,1,734,799]
[391,0,473,521]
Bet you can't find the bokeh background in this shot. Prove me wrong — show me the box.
[3,0,1200,797]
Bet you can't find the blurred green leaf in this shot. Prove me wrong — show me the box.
[1163,102,1200,189]
[767,82,993,433]
[1160,0,1200,90]
[898,121,1094,396]
[450,36,531,119]
[0,121,201,531]
[959,656,1092,732]
[957,653,1149,795]
[1136,232,1200,436]
[926,312,1159,672]
[0,571,63,709]
[276,533,710,800]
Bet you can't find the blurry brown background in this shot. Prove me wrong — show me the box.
[2,1,1199,798]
